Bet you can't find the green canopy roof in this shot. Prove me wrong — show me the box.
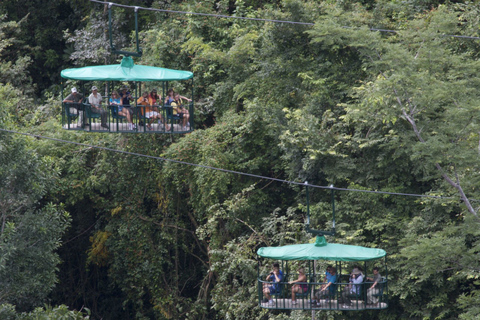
[257,236,386,262]
[61,57,193,82]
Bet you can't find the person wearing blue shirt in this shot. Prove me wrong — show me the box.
[109,91,134,130]
[262,263,284,305]
[313,267,337,305]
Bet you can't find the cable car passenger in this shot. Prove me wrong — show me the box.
[165,88,190,105]
[366,267,382,305]
[148,89,161,106]
[110,91,134,130]
[172,92,191,130]
[119,85,134,107]
[312,266,337,306]
[339,267,364,308]
[63,87,85,127]
[119,85,136,120]
[88,86,108,129]
[164,88,175,105]
[262,263,284,305]
[137,92,166,130]
[147,89,169,130]
[288,267,307,305]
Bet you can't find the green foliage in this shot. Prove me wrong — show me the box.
[0,133,70,310]
[4,0,480,319]
[305,4,480,318]
[64,8,129,66]
[0,303,90,319]
[206,187,306,320]
[0,0,92,95]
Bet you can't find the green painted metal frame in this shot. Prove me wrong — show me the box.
[257,258,389,311]
[61,77,194,134]
[108,4,142,57]
[256,185,389,311]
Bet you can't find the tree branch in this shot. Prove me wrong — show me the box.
[401,109,479,219]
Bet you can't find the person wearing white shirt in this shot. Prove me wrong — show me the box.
[340,268,364,307]
[88,86,108,129]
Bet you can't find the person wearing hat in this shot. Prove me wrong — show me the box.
[63,87,85,127]
[88,86,108,129]
[339,267,364,308]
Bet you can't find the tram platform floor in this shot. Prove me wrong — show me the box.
[261,298,387,310]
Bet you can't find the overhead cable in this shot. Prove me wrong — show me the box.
[0,128,459,201]
[89,0,480,40]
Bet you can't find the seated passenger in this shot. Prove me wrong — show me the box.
[312,267,337,305]
[172,92,191,130]
[262,263,284,306]
[164,88,176,105]
[109,91,134,130]
[164,88,190,105]
[137,92,169,130]
[339,267,364,308]
[288,267,307,304]
[366,267,382,305]
[323,265,333,282]
[88,86,108,129]
[63,87,85,127]
[148,89,161,106]
[119,85,134,107]
[119,85,136,118]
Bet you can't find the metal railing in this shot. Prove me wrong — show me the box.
[62,102,194,134]
[258,274,388,311]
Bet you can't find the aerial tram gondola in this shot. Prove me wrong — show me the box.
[60,3,194,134]
[256,186,389,312]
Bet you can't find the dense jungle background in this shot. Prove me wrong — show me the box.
[1,0,480,319]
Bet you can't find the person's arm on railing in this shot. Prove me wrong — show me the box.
[178,95,192,102]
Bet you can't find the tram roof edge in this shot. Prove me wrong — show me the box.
[257,236,386,261]
[61,57,193,82]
